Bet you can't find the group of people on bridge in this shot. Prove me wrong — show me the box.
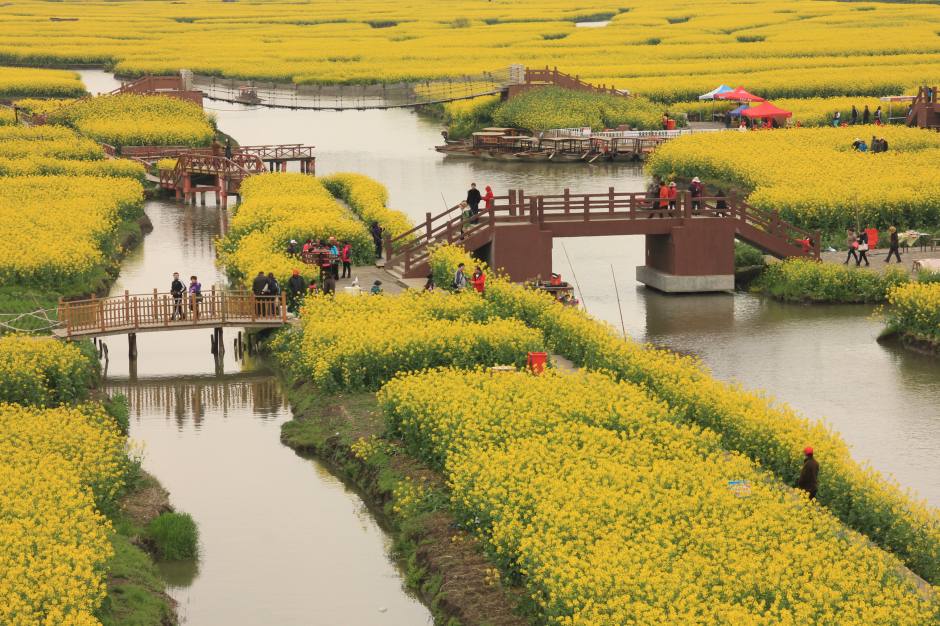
[649,176,727,218]
[170,272,203,320]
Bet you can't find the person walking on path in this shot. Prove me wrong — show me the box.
[843,228,859,265]
[466,183,482,224]
[885,226,902,264]
[252,270,267,316]
[340,241,352,278]
[171,272,186,320]
[862,105,870,125]
[471,266,486,294]
[856,229,870,267]
[796,446,819,500]
[689,177,704,213]
[850,105,859,125]
[287,269,306,314]
[483,185,495,212]
[874,106,883,125]
[188,275,202,320]
[453,262,467,291]
[370,221,383,260]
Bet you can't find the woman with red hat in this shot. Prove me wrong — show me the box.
[796,447,819,500]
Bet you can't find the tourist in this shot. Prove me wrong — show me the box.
[656,180,669,218]
[302,238,313,254]
[328,236,340,279]
[189,275,202,320]
[307,278,319,295]
[851,137,863,151]
[850,105,858,125]
[170,272,185,320]
[471,266,486,294]
[459,201,472,237]
[796,446,819,500]
[483,185,495,213]
[211,138,222,156]
[689,177,704,213]
[832,110,841,127]
[323,273,336,296]
[340,240,352,278]
[870,135,880,153]
[646,177,661,210]
[453,262,467,290]
[862,105,870,125]
[715,190,728,217]
[661,112,669,129]
[252,270,267,315]
[879,137,889,152]
[885,226,902,264]
[856,229,870,267]
[287,239,298,256]
[370,279,383,295]
[224,139,233,160]
[874,106,883,125]
[318,248,333,281]
[843,228,859,265]
[370,221,383,259]
[287,268,306,313]
[423,273,435,292]
[466,183,482,224]
[667,181,678,213]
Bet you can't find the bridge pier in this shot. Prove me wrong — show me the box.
[128,333,138,360]
[211,327,224,356]
[638,221,735,293]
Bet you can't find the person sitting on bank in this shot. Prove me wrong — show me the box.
[370,279,383,295]
[424,273,435,292]
[796,446,819,500]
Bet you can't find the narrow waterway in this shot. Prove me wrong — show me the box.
[86,65,938,556]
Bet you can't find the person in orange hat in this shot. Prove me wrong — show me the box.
[796,446,819,500]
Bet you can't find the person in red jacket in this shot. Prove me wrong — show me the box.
[471,266,486,293]
[340,241,352,278]
[667,181,678,213]
[656,181,669,218]
[483,185,495,212]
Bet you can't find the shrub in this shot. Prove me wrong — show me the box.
[493,87,663,131]
[0,336,97,405]
[885,281,940,346]
[756,258,909,303]
[146,512,199,560]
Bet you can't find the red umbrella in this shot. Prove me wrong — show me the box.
[740,102,792,118]
[714,87,766,102]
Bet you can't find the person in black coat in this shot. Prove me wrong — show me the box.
[170,272,186,320]
[885,226,902,264]
[797,447,820,500]
[287,269,307,313]
[466,183,482,224]
[370,221,383,259]
[855,229,870,267]
[251,271,268,315]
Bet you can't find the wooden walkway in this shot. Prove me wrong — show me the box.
[54,290,287,339]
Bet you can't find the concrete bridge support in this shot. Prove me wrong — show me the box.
[637,220,735,292]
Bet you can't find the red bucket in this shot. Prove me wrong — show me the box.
[527,351,547,375]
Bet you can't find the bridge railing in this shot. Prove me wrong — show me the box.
[57,290,287,338]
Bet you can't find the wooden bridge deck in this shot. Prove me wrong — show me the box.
[54,290,288,339]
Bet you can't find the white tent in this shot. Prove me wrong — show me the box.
[698,85,733,100]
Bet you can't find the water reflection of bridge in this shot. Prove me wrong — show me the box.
[104,373,286,427]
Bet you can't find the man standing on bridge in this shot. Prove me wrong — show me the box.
[252,271,268,316]
[171,272,185,320]
[466,183,482,224]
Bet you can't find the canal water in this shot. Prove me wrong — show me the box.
[82,68,939,621]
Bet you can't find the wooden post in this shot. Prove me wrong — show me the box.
[425,212,432,240]
[97,295,105,334]
[508,189,517,216]
[281,292,287,322]
[563,188,570,214]
[250,295,257,322]
[123,290,130,325]
[210,285,217,319]
[152,288,158,322]
[162,294,169,326]
[133,297,140,329]
[128,333,138,360]
[191,294,197,325]
[608,187,615,213]
[220,291,227,323]
[384,233,392,260]
[583,193,589,222]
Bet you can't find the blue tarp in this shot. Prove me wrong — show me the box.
[729,104,750,117]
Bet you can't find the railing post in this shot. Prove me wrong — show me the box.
[563,188,570,214]
[683,192,692,219]
[608,187,615,213]
[529,198,538,225]
[508,189,517,216]
[583,193,589,222]
[152,288,158,323]
[124,290,130,325]
[162,294,169,326]
[281,292,287,322]
[220,292,227,323]
[537,197,545,227]
[251,295,256,322]
[384,233,392,261]
[133,297,140,329]
[191,294,197,325]
[96,295,104,334]
[425,212,432,241]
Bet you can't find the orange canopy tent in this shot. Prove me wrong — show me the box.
[714,87,766,102]
[740,102,792,119]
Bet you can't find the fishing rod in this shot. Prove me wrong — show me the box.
[560,241,587,313]
[611,264,627,338]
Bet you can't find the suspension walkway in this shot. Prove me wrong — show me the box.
[385,189,820,293]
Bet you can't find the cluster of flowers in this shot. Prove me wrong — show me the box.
[320,172,414,238]
[380,368,939,624]
[218,173,374,287]
[0,175,144,292]
[272,289,543,391]
[757,258,909,303]
[48,94,215,147]
[492,87,664,131]
[886,281,940,348]
[428,244,940,584]
[0,336,125,624]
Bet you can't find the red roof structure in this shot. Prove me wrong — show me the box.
[740,102,792,118]
[714,87,766,102]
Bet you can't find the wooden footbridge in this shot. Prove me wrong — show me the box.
[908,85,940,129]
[54,290,288,358]
[385,189,820,292]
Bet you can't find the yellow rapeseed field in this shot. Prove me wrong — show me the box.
[0,335,96,406]
[0,1,938,100]
[380,369,940,624]
[321,173,414,238]
[0,66,85,99]
[646,126,940,231]
[0,126,146,180]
